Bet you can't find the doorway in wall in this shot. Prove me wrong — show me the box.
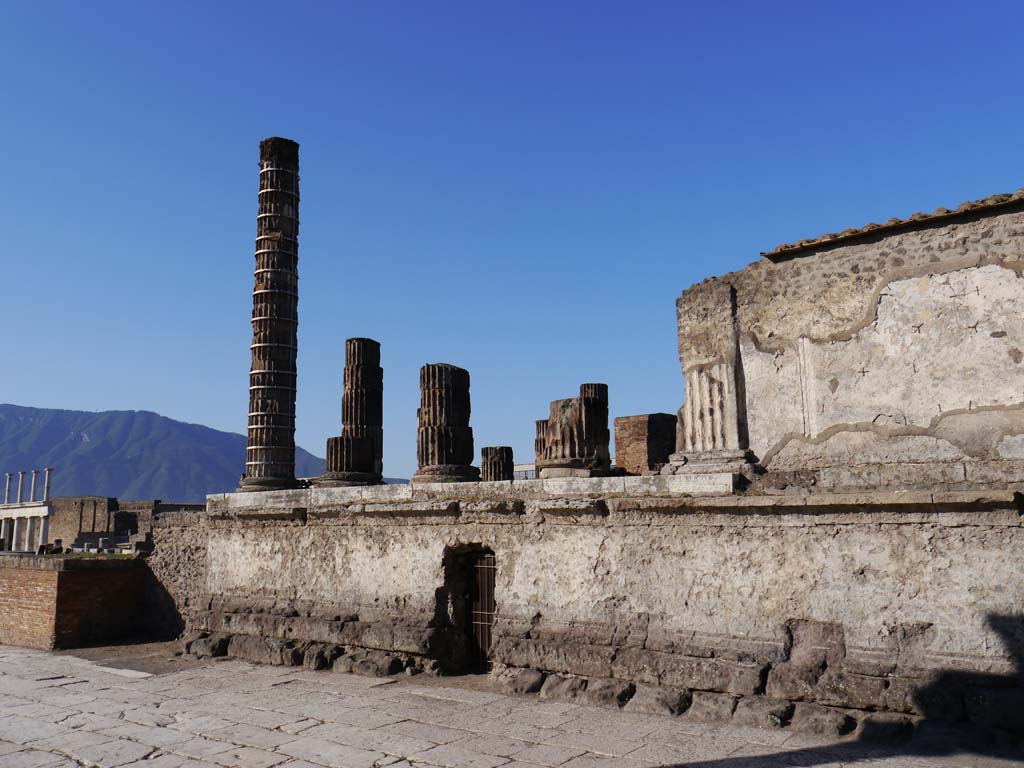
[436,545,496,673]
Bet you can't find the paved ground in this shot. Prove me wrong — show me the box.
[1,645,1021,768]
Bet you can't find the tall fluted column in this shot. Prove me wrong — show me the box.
[43,468,53,502]
[3,473,10,504]
[29,470,38,502]
[481,446,514,482]
[318,338,384,486]
[240,137,300,491]
[17,472,25,503]
[413,364,480,482]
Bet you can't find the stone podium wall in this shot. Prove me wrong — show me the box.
[151,484,1024,731]
[676,196,1024,491]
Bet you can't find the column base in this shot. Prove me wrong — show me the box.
[312,471,383,487]
[537,466,624,479]
[661,450,756,490]
[237,476,300,492]
[411,465,481,484]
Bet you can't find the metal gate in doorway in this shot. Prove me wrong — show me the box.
[467,551,496,672]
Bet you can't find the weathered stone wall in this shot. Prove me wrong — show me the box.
[676,204,1024,491]
[145,510,210,638]
[154,484,1024,731]
[48,496,117,547]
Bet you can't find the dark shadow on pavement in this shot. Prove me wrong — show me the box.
[659,613,1024,767]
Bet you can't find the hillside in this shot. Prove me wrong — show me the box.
[0,404,326,503]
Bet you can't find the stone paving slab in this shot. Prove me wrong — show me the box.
[1,645,1022,768]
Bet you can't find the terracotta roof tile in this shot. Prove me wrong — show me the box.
[762,189,1024,258]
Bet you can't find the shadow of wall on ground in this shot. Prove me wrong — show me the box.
[141,568,184,641]
[661,613,1024,768]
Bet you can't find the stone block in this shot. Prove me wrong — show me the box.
[392,623,435,655]
[732,697,793,729]
[492,638,614,678]
[813,670,890,710]
[765,664,820,701]
[685,691,738,722]
[190,632,230,658]
[496,667,546,694]
[612,648,764,694]
[303,643,342,671]
[332,648,403,677]
[818,462,965,491]
[665,473,734,495]
[542,477,625,495]
[180,630,206,655]
[622,476,669,495]
[623,684,692,716]
[788,702,857,737]
[227,634,302,666]
[857,712,916,742]
[539,674,587,702]
[615,413,677,475]
[353,650,404,677]
[578,678,635,708]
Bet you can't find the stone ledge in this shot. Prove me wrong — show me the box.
[0,553,145,571]
[203,485,1024,523]
[213,479,1024,507]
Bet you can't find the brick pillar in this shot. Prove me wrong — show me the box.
[481,446,514,482]
[413,364,480,482]
[240,137,300,491]
[318,338,385,486]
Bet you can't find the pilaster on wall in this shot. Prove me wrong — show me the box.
[678,362,740,453]
[669,283,752,480]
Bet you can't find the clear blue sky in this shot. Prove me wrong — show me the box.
[2,1,1022,479]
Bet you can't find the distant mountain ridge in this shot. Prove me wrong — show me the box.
[0,404,326,503]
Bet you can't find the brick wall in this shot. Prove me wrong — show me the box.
[614,413,676,474]
[0,561,58,649]
[54,566,146,648]
[0,556,146,650]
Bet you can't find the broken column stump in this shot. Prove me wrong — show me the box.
[413,363,480,483]
[535,383,613,478]
[317,338,384,486]
[481,446,514,482]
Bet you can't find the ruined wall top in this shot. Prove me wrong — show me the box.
[674,196,1024,493]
